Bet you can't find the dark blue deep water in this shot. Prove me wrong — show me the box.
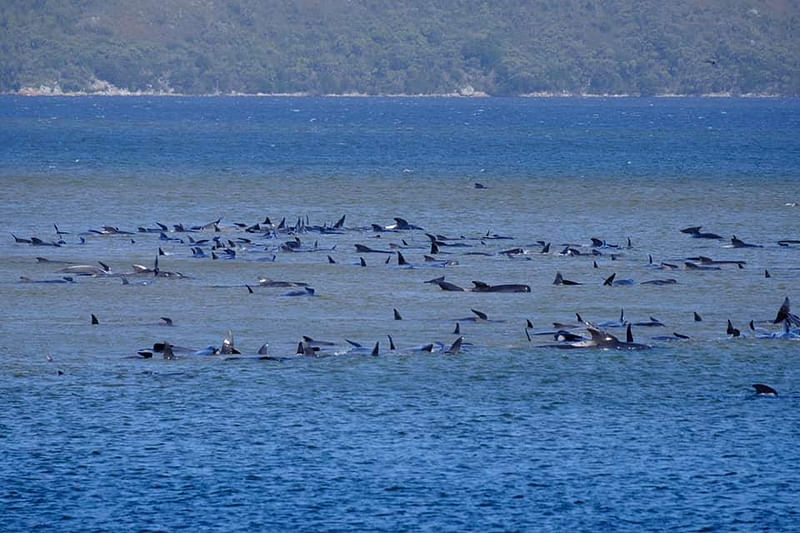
[1,96,799,531]
[2,96,798,181]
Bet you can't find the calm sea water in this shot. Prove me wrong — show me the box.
[1,96,800,531]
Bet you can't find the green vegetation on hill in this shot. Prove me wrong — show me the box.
[1,0,798,96]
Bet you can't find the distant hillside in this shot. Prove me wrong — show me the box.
[1,0,798,96]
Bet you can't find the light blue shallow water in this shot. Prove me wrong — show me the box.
[1,96,799,531]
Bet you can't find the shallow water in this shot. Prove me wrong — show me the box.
[1,96,799,531]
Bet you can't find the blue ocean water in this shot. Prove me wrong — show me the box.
[1,96,800,531]
[2,96,798,181]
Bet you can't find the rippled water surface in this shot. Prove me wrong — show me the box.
[1,96,799,531]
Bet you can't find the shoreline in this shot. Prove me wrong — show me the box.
[7,87,790,99]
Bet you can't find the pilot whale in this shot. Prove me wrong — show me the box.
[354,244,393,254]
[455,309,504,323]
[425,276,465,292]
[728,235,762,248]
[470,281,531,293]
[753,384,778,396]
[59,263,112,276]
[374,217,423,231]
[773,297,800,327]
[544,323,650,350]
[220,330,241,355]
[19,276,75,284]
[444,336,464,354]
[553,272,581,286]
[680,226,722,239]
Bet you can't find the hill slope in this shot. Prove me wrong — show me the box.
[2,0,798,96]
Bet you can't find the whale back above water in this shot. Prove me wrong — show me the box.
[753,384,778,396]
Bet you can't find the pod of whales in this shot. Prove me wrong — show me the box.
[10,211,799,377]
[123,291,798,359]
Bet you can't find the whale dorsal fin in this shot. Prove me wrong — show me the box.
[471,309,488,320]
[774,297,791,324]
[753,384,777,395]
[445,336,463,355]
[586,325,605,341]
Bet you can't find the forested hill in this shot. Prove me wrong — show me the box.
[2,0,798,96]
